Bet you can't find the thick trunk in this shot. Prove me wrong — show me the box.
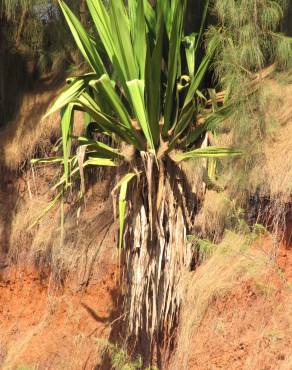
[123,155,197,349]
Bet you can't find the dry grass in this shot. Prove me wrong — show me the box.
[193,190,235,242]
[1,86,85,171]
[172,231,270,369]
[8,167,116,285]
[0,84,113,285]
[249,77,292,201]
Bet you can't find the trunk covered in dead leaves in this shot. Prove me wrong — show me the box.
[122,154,197,348]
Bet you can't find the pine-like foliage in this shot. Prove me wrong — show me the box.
[0,0,85,72]
[206,0,292,233]
[209,0,291,87]
[207,0,291,141]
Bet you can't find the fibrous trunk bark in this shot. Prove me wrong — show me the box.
[123,154,196,346]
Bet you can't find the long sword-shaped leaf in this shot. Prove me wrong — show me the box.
[109,0,138,81]
[145,13,164,147]
[86,0,114,61]
[29,191,63,229]
[183,33,196,78]
[83,157,117,167]
[183,36,219,109]
[194,0,210,55]
[96,74,133,130]
[31,157,64,165]
[113,172,137,251]
[76,93,143,148]
[143,0,156,35]
[185,102,236,146]
[130,0,147,79]
[171,103,194,143]
[157,0,177,39]
[44,75,96,117]
[162,0,186,136]
[127,80,155,150]
[173,147,243,162]
[78,136,121,158]
[61,103,74,187]
[59,0,105,75]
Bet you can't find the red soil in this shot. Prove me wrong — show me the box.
[174,229,292,370]
[0,263,120,370]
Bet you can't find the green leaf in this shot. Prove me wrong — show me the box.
[173,147,243,162]
[183,36,219,109]
[171,103,194,144]
[61,103,74,187]
[113,172,137,250]
[126,80,155,150]
[29,191,63,229]
[86,0,114,61]
[31,157,64,165]
[76,92,143,148]
[185,102,235,146]
[78,136,120,158]
[96,74,133,130]
[131,0,147,79]
[44,75,96,117]
[59,0,105,74]
[183,33,197,78]
[109,0,138,81]
[162,0,186,136]
[194,0,210,55]
[145,13,164,147]
[143,0,156,34]
[83,157,117,167]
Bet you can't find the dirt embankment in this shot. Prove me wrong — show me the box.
[0,164,122,369]
[0,78,291,369]
[0,216,291,369]
[0,264,119,369]
[169,232,292,370]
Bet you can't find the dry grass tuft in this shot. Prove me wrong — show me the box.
[194,190,235,242]
[173,231,270,369]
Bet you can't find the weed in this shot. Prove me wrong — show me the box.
[96,339,156,370]
[16,364,38,370]
[266,329,285,342]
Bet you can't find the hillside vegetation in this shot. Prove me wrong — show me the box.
[0,0,291,369]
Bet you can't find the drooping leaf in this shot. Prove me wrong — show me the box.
[173,147,243,162]
[83,157,117,167]
[76,92,143,148]
[44,75,97,117]
[78,136,121,158]
[185,102,235,146]
[113,172,138,250]
[29,191,63,229]
[183,33,197,78]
